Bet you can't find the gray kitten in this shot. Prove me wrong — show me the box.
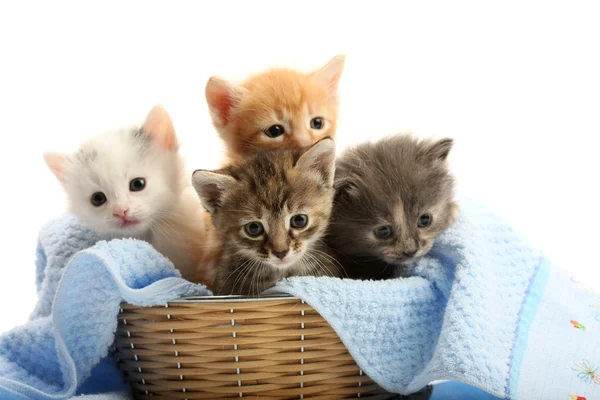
[327,134,459,279]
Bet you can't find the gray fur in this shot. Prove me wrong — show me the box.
[327,134,459,279]
[75,149,97,163]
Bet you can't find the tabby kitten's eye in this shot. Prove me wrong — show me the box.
[264,125,285,138]
[91,192,107,207]
[244,221,265,237]
[129,178,146,192]
[374,225,393,239]
[290,214,309,229]
[310,117,324,129]
[418,214,432,228]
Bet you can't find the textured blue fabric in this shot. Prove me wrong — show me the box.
[267,197,555,398]
[0,216,209,399]
[2,198,598,400]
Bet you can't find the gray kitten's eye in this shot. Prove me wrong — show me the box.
[374,225,393,239]
[418,214,432,228]
[264,125,285,138]
[91,192,107,207]
[130,178,146,192]
[310,117,324,129]
[290,214,309,229]
[244,221,264,237]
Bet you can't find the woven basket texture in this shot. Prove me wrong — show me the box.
[114,295,397,399]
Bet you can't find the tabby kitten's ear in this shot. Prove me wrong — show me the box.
[192,169,237,214]
[295,137,336,187]
[312,55,345,97]
[205,77,248,127]
[418,138,454,164]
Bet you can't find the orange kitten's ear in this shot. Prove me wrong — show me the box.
[205,77,247,127]
[192,169,237,214]
[43,152,70,183]
[296,137,336,187]
[312,55,345,97]
[141,105,177,150]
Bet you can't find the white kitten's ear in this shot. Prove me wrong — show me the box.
[295,137,336,187]
[192,169,237,214]
[141,105,177,150]
[43,152,70,183]
[205,77,247,127]
[420,138,454,164]
[312,55,345,97]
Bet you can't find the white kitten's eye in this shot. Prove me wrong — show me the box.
[90,192,107,207]
[310,117,324,130]
[129,178,146,192]
[418,214,432,228]
[264,125,285,138]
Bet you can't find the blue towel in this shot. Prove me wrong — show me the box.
[267,197,600,399]
[0,215,209,399]
[2,197,599,400]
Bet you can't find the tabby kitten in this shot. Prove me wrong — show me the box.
[192,138,342,295]
[205,55,345,162]
[327,134,459,280]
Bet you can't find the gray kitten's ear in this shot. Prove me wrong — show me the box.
[192,169,236,214]
[333,176,358,198]
[333,165,360,199]
[420,138,454,163]
[295,137,336,187]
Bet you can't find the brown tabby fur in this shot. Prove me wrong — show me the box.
[205,55,345,162]
[192,138,343,295]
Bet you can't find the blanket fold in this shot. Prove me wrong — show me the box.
[0,216,209,400]
[0,198,598,400]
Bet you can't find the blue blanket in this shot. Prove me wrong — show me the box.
[0,216,209,399]
[1,199,599,400]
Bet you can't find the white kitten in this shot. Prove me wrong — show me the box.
[44,106,217,284]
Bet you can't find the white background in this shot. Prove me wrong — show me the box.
[0,1,598,333]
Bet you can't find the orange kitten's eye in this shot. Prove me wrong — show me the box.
[310,117,324,129]
[264,125,285,138]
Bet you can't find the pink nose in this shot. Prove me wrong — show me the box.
[113,209,128,219]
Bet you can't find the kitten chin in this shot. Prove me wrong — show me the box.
[327,134,459,280]
[205,55,345,162]
[193,137,344,296]
[44,106,218,287]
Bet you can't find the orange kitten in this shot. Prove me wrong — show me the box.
[205,55,345,161]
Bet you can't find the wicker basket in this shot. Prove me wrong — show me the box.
[114,295,399,399]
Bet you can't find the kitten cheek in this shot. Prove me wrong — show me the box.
[417,241,433,257]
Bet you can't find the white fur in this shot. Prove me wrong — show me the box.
[53,126,207,281]
[61,128,183,238]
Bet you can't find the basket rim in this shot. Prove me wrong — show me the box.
[162,293,300,303]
